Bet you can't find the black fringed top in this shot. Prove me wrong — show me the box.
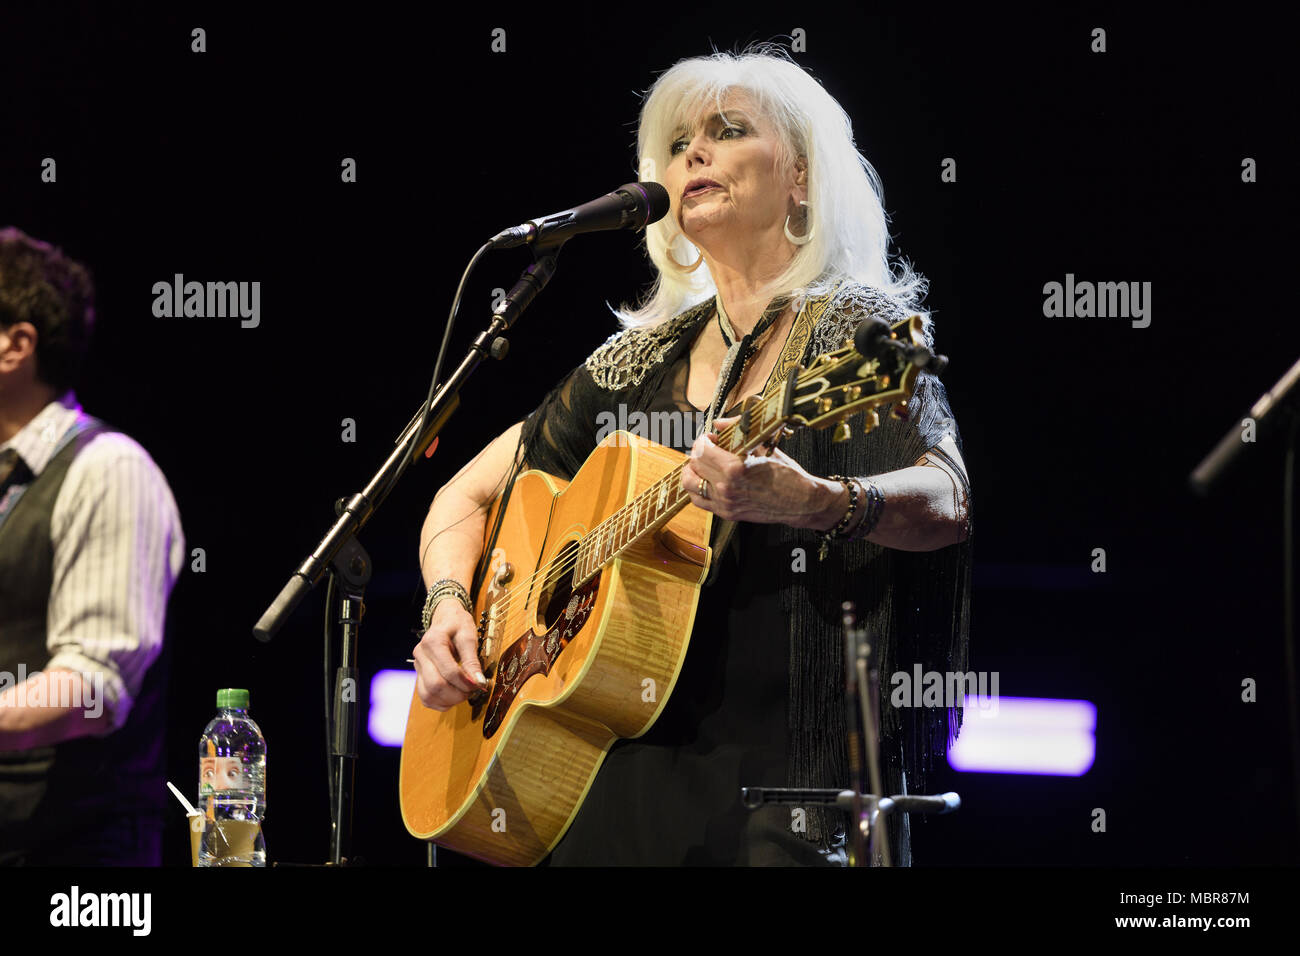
[518,278,973,866]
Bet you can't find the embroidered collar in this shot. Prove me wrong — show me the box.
[584,280,911,393]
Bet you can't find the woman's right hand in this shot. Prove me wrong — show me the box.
[413,599,489,712]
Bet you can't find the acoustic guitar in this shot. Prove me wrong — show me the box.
[400,313,938,865]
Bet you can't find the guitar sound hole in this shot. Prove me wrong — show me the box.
[539,541,579,632]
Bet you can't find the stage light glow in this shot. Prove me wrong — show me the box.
[369,669,417,747]
[947,696,1096,775]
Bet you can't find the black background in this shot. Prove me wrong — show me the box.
[1,3,1294,873]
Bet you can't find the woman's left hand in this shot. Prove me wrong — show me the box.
[680,416,842,530]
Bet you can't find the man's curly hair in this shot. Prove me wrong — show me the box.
[0,227,95,393]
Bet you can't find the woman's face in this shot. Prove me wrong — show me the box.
[663,90,802,251]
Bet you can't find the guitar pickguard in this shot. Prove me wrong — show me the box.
[479,571,601,738]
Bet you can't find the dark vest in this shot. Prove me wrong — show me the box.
[0,417,170,863]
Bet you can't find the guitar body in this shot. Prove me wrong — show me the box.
[399,310,936,866]
[399,430,713,866]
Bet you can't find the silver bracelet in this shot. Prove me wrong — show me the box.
[421,578,472,631]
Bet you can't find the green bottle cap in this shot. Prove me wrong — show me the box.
[216,688,250,710]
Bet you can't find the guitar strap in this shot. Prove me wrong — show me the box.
[471,427,526,599]
[702,281,844,586]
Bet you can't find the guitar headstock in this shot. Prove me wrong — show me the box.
[784,314,938,438]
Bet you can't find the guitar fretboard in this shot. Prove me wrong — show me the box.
[572,393,785,584]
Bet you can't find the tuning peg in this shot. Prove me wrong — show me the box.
[890,401,910,422]
[832,421,852,443]
[862,409,881,433]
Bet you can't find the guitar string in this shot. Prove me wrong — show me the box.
[476,347,876,670]
[481,348,878,661]
[476,404,757,671]
[477,347,874,671]
[476,351,811,649]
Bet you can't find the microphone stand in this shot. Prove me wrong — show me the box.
[741,600,961,866]
[252,242,564,865]
[844,600,888,865]
[1190,359,1300,843]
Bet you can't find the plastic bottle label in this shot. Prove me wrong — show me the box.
[199,756,252,795]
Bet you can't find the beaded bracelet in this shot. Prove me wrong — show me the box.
[818,476,887,559]
[421,578,473,631]
[847,478,886,541]
[817,475,860,561]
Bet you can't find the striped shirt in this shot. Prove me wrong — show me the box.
[0,392,185,734]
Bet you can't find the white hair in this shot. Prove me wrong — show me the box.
[614,43,927,329]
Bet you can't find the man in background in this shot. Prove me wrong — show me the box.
[0,227,184,865]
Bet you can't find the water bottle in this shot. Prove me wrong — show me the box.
[197,688,267,866]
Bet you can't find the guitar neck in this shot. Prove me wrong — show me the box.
[570,314,926,587]
[573,388,790,586]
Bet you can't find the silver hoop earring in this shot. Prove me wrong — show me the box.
[668,240,704,272]
[784,200,813,246]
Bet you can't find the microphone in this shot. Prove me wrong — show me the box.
[854,315,949,376]
[888,792,962,815]
[490,182,670,250]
